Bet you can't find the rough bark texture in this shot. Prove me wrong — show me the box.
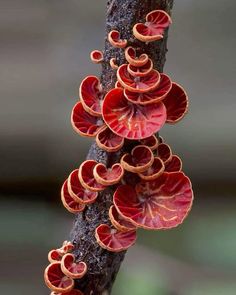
[70,1,174,294]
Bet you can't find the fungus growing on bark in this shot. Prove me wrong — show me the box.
[95,224,136,252]
[133,10,172,42]
[138,157,165,181]
[165,155,182,172]
[94,163,124,186]
[127,58,153,77]
[125,46,149,67]
[48,241,74,263]
[139,135,159,151]
[156,143,172,164]
[102,88,166,139]
[114,172,193,230]
[61,253,87,279]
[109,205,136,232]
[44,262,74,293]
[110,58,119,70]
[90,50,104,64]
[96,126,124,152]
[108,30,127,48]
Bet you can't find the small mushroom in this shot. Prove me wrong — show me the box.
[93,163,124,186]
[44,262,74,293]
[108,30,127,48]
[133,10,172,42]
[127,58,153,77]
[109,205,136,232]
[96,125,124,152]
[95,224,137,252]
[156,143,172,164]
[61,253,87,279]
[110,58,119,70]
[48,249,64,264]
[90,50,103,64]
[138,157,165,181]
[139,135,159,151]
[125,46,149,67]
[165,155,182,172]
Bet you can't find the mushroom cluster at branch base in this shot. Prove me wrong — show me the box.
[44,6,193,291]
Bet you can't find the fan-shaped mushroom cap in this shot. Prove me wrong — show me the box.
[108,30,127,48]
[165,155,182,172]
[121,145,154,173]
[139,135,159,151]
[133,10,172,42]
[117,64,160,93]
[95,224,137,252]
[96,126,124,152]
[110,58,119,70]
[124,73,172,105]
[125,46,149,67]
[61,180,85,214]
[48,249,64,264]
[114,81,123,88]
[94,163,124,186]
[44,262,74,293]
[127,59,153,77]
[61,253,87,279]
[79,76,103,117]
[138,157,165,181]
[114,172,193,230]
[61,241,74,254]
[90,50,103,64]
[102,88,166,139]
[109,205,136,232]
[68,169,98,204]
[156,143,172,164]
[79,160,105,192]
[163,82,189,123]
[71,102,104,137]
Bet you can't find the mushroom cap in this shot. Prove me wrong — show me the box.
[48,249,64,263]
[125,46,149,67]
[110,58,119,70]
[117,64,161,93]
[61,180,86,214]
[165,155,182,172]
[61,253,87,279]
[163,82,189,123]
[94,163,124,186]
[96,126,124,152]
[90,50,103,64]
[133,10,172,42]
[127,58,153,77]
[95,224,137,252]
[124,73,172,105]
[78,160,105,192]
[68,169,98,204]
[71,102,104,137]
[102,88,166,139]
[114,172,193,230]
[61,241,74,254]
[44,262,74,293]
[156,143,172,164]
[139,135,159,151]
[109,205,136,232]
[79,76,103,117]
[138,157,165,181]
[108,30,127,48]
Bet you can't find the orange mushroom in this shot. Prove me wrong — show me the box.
[93,163,124,186]
[90,50,103,63]
[61,253,87,279]
[108,30,127,48]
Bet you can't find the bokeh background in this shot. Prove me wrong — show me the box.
[1,0,236,294]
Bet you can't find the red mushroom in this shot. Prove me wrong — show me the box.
[156,143,172,164]
[139,135,159,151]
[102,88,166,139]
[124,46,149,67]
[90,50,103,64]
[44,262,74,293]
[79,76,103,117]
[121,145,154,173]
[95,224,136,252]
[68,169,98,204]
[96,125,124,152]
[163,82,189,123]
[127,58,153,77]
[60,241,74,254]
[61,180,85,214]
[71,102,105,137]
[109,205,136,232]
[165,155,182,172]
[138,157,165,181]
[110,58,119,70]
[50,290,84,295]
[114,172,193,230]
[114,81,123,88]
[61,253,87,279]
[108,30,127,48]
[124,73,172,105]
[94,163,124,186]
[133,10,172,42]
[79,160,105,192]
[117,64,160,93]
[48,249,64,264]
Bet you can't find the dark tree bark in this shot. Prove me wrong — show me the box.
[70,1,174,294]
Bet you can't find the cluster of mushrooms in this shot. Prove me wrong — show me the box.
[44,9,193,294]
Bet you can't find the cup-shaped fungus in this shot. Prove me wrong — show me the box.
[90,50,104,64]
[121,145,154,173]
[108,30,127,48]
[114,172,193,230]
[125,47,149,67]
[110,58,119,70]
[117,64,160,93]
[93,163,124,186]
[44,262,74,293]
[139,135,159,151]
[102,88,166,139]
[61,180,86,214]
[133,10,172,42]
[61,253,87,279]
[71,102,105,137]
[96,126,124,152]
[124,73,172,105]
[61,241,74,254]
[138,157,165,181]
[79,76,103,117]
[156,143,172,164]
[48,249,64,264]
[163,82,189,123]
[115,81,123,88]
[79,160,105,192]
[109,205,136,232]
[127,58,153,77]
[68,169,98,204]
[165,155,182,172]
[95,224,136,252]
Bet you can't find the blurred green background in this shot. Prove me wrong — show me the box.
[1,0,236,294]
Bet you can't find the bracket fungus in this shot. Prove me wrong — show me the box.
[61,253,87,279]
[127,58,153,77]
[165,155,183,172]
[156,143,172,164]
[94,163,124,186]
[125,46,149,67]
[96,126,124,152]
[109,205,136,232]
[138,157,165,181]
[110,57,119,70]
[108,30,127,48]
[90,50,104,64]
